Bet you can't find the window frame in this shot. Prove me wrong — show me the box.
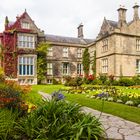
[62,63,69,75]
[47,63,53,75]
[63,47,68,57]
[136,59,140,73]
[77,63,83,75]
[47,47,53,57]
[136,39,140,51]
[101,58,108,74]
[18,56,35,76]
[18,34,35,49]
[21,22,30,29]
[77,48,82,58]
[102,39,108,53]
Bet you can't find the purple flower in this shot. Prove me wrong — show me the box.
[51,91,65,101]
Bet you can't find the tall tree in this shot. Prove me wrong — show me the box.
[37,42,49,84]
[82,48,90,76]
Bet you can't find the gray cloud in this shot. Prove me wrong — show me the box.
[0,0,138,39]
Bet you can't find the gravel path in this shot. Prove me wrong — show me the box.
[38,91,140,140]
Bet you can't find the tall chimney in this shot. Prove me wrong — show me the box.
[77,23,84,39]
[117,5,127,27]
[133,3,139,21]
[5,16,9,30]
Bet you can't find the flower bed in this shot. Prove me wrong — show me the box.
[63,85,140,108]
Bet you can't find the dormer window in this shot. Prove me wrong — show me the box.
[22,22,30,29]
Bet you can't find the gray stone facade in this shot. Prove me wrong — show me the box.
[1,4,140,84]
[96,4,140,78]
[45,4,140,83]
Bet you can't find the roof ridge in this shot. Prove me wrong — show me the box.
[45,34,95,45]
[45,34,94,40]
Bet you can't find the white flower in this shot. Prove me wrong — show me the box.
[116,99,123,103]
[90,95,95,99]
[96,97,100,99]
[86,95,90,98]
[125,101,134,106]
[137,104,140,108]
[108,97,113,102]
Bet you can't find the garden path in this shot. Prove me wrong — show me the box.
[38,91,140,140]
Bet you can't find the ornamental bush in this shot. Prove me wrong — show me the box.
[0,82,29,113]
[13,100,104,139]
[64,76,83,87]
[118,78,135,86]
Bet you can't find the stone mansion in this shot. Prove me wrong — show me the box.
[0,4,140,85]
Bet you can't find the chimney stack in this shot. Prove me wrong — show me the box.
[5,16,9,30]
[117,5,127,27]
[133,3,139,21]
[77,23,84,39]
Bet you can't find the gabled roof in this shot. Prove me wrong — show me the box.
[5,10,41,32]
[45,34,95,45]
[107,20,118,28]
[97,18,118,38]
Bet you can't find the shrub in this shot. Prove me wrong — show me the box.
[0,82,29,113]
[53,78,61,85]
[112,80,119,86]
[14,100,104,139]
[0,68,5,83]
[64,76,72,86]
[92,79,102,85]
[132,75,140,85]
[0,83,22,110]
[64,76,83,87]
[83,74,95,84]
[118,78,135,86]
[98,74,107,84]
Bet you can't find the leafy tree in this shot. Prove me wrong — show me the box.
[37,42,49,84]
[82,48,90,76]
[92,51,96,76]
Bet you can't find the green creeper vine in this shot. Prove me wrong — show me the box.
[92,51,96,76]
[37,42,49,84]
[82,48,90,77]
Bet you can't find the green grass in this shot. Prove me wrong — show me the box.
[65,94,140,124]
[24,85,68,105]
[29,85,140,124]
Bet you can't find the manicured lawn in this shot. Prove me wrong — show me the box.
[25,85,68,105]
[29,85,140,124]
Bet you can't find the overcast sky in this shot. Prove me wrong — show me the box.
[0,0,139,39]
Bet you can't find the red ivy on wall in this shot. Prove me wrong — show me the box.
[1,12,34,78]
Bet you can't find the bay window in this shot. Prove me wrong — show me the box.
[18,34,35,48]
[18,56,35,76]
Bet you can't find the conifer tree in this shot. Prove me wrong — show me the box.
[82,48,90,76]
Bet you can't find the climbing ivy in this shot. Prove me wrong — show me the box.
[82,48,90,77]
[92,51,96,76]
[37,42,49,84]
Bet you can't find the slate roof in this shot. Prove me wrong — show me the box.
[45,34,95,45]
[107,20,118,28]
